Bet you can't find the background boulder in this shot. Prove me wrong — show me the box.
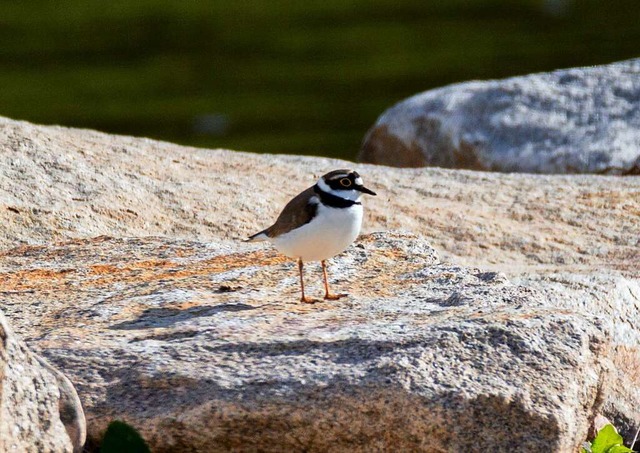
[359,59,640,174]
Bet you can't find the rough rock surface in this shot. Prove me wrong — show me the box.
[0,116,638,450]
[1,232,631,452]
[515,272,640,440]
[359,58,640,174]
[0,116,638,276]
[0,311,86,453]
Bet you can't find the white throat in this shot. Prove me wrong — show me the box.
[316,178,362,202]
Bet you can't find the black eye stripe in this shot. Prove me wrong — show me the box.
[326,172,364,190]
[328,179,351,189]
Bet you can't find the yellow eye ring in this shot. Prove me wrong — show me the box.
[339,178,352,187]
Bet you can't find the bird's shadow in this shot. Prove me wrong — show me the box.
[110,303,256,330]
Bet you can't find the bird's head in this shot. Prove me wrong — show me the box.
[316,169,377,201]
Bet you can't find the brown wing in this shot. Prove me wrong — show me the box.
[266,187,318,238]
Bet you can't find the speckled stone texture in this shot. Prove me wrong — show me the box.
[0,311,85,453]
[0,115,638,275]
[0,232,634,452]
[360,58,640,174]
[0,117,638,451]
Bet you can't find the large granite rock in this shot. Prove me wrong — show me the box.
[0,232,637,452]
[359,59,640,174]
[0,116,638,450]
[0,116,638,275]
[0,311,85,453]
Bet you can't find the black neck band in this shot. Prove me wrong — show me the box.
[314,184,361,208]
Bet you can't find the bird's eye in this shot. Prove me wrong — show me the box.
[339,178,352,187]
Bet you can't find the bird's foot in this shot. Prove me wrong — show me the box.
[300,296,318,304]
[324,293,348,301]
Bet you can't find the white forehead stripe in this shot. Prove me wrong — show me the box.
[316,177,362,202]
[355,177,363,186]
[316,178,332,193]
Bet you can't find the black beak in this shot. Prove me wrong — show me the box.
[357,185,377,196]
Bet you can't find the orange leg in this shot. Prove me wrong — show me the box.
[322,260,347,300]
[298,259,315,303]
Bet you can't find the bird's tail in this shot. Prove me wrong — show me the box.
[244,229,269,242]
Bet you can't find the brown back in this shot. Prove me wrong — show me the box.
[266,187,318,237]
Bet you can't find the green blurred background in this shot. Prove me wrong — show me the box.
[1,0,639,160]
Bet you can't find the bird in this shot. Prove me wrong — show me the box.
[246,169,376,303]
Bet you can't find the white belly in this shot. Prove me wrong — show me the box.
[271,204,363,261]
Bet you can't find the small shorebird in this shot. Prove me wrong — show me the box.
[246,169,376,303]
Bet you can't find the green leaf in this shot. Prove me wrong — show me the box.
[607,446,634,453]
[100,420,151,453]
[590,425,628,453]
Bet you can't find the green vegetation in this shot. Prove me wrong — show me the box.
[86,416,640,452]
[583,424,635,453]
[100,420,150,453]
[1,1,640,159]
